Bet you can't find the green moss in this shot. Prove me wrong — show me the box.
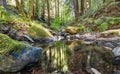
[27,22,53,39]
[0,34,27,55]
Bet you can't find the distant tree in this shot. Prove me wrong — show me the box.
[46,0,51,26]
[2,0,7,9]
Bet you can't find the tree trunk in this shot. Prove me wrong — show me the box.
[115,0,120,1]
[35,0,39,18]
[81,0,85,14]
[73,0,79,21]
[103,0,105,3]
[88,0,91,9]
[57,0,59,17]
[46,0,51,26]
[41,0,45,21]
[15,0,25,17]
[28,0,35,19]
[2,0,7,10]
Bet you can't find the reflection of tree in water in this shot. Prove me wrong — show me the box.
[42,41,71,73]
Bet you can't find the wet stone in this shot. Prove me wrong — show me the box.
[0,46,42,72]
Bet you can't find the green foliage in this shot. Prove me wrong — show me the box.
[50,18,61,30]
[84,18,94,23]
[94,18,103,25]
[78,24,85,32]
[99,22,108,31]
[0,34,27,55]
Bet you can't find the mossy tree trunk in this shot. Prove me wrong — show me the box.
[28,0,35,20]
[15,0,26,17]
[35,0,40,19]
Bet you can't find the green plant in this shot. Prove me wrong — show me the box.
[50,18,61,30]
[99,22,108,31]
[94,18,103,25]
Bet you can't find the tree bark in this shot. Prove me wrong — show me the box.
[73,0,79,21]
[28,0,34,19]
[2,0,7,10]
[46,0,51,26]
[41,0,45,20]
[81,0,85,14]
[15,0,25,17]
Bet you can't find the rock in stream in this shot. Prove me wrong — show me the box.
[0,46,42,72]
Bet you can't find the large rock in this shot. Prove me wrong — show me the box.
[0,46,42,72]
[27,22,53,39]
[65,26,79,35]
[0,34,42,72]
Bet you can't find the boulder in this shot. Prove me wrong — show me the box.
[65,26,79,35]
[0,34,42,72]
[0,46,42,72]
[27,22,53,39]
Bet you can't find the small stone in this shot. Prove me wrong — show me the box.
[105,42,115,48]
[112,47,120,56]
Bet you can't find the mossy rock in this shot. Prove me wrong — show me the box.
[0,34,27,55]
[65,26,79,35]
[0,34,42,72]
[27,22,53,39]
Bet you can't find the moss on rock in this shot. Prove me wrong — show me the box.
[0,34,27,55]
[27,22,53,39]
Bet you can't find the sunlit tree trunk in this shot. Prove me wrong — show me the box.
[28,0,35,19]
[55,0,57,17]
[15,0,25,17]
[46,0,50,26]
[88,0,91,9]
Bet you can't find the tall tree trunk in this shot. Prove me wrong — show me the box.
[35,0,39,18]
[103,0,105,3]
[73,0,79,21]
[88,0,91,9]
[15,0,25,17]
[46,0,50,26]
[57,0,59,17]
[115,0,120,1]
[81,0,85,14]
[2,0,7,10]
[28,0,34,19]
[41,0,45,20]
